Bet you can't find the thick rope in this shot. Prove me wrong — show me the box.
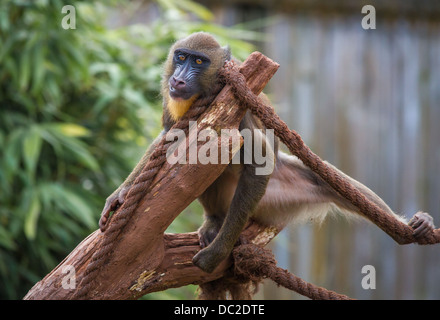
[74,80,225,299]
[233,244,353,300]
[219,61,440,246]
[76,57,439,299]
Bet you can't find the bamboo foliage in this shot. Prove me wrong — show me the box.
[0,0,254,299]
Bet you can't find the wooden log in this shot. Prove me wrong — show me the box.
[23,52,280,300]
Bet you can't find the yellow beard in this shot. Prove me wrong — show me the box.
[167,95,198,121]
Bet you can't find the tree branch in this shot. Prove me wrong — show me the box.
[23,52,280,300]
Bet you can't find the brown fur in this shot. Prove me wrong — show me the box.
[99,32,435,300]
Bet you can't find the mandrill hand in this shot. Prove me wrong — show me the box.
[193,244,229,274]
[408,211,435,238]
[99,185,130,232]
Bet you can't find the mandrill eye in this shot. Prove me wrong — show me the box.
[196,58,203,65]
[178,55,186,61]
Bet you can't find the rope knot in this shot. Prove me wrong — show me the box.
[233,244,277,282]
[232,243,353,300]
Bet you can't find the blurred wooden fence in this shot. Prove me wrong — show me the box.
[264,12,440,300]
[204,2,440,299]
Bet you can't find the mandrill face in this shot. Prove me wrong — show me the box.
[162,32,231,121]
[168,48,211,101]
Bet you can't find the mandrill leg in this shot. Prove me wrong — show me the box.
[194,163,270,273]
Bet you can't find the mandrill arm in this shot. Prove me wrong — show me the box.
[99,131,165,231]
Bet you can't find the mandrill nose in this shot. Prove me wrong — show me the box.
[170,77,186,90]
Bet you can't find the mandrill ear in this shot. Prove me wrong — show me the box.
[222,45,231,61]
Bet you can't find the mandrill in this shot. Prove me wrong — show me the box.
[99,32,435,273]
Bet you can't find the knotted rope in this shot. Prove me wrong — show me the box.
[233,244,353,300]
[76,56,439,300]
[219,60,440,246]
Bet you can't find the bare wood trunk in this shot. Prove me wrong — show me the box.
[24,52,280,300]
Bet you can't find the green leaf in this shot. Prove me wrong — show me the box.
[90,62,123,89]
[24,193,41,240]
[49,184,95,228]
[92,94,114,114]
[122,85,148,108]
[18,46,31,91]
[31,42,45,95]
[4,129,24,176]
[0,33,15,63]
[69,144,100,171]
[43,123,99,171]
[2,56,18,85]
[44,76,62,106]
[52,123,91,138]
[22,126,42,179]
[0,225,17,250]
[175,0,214,21]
